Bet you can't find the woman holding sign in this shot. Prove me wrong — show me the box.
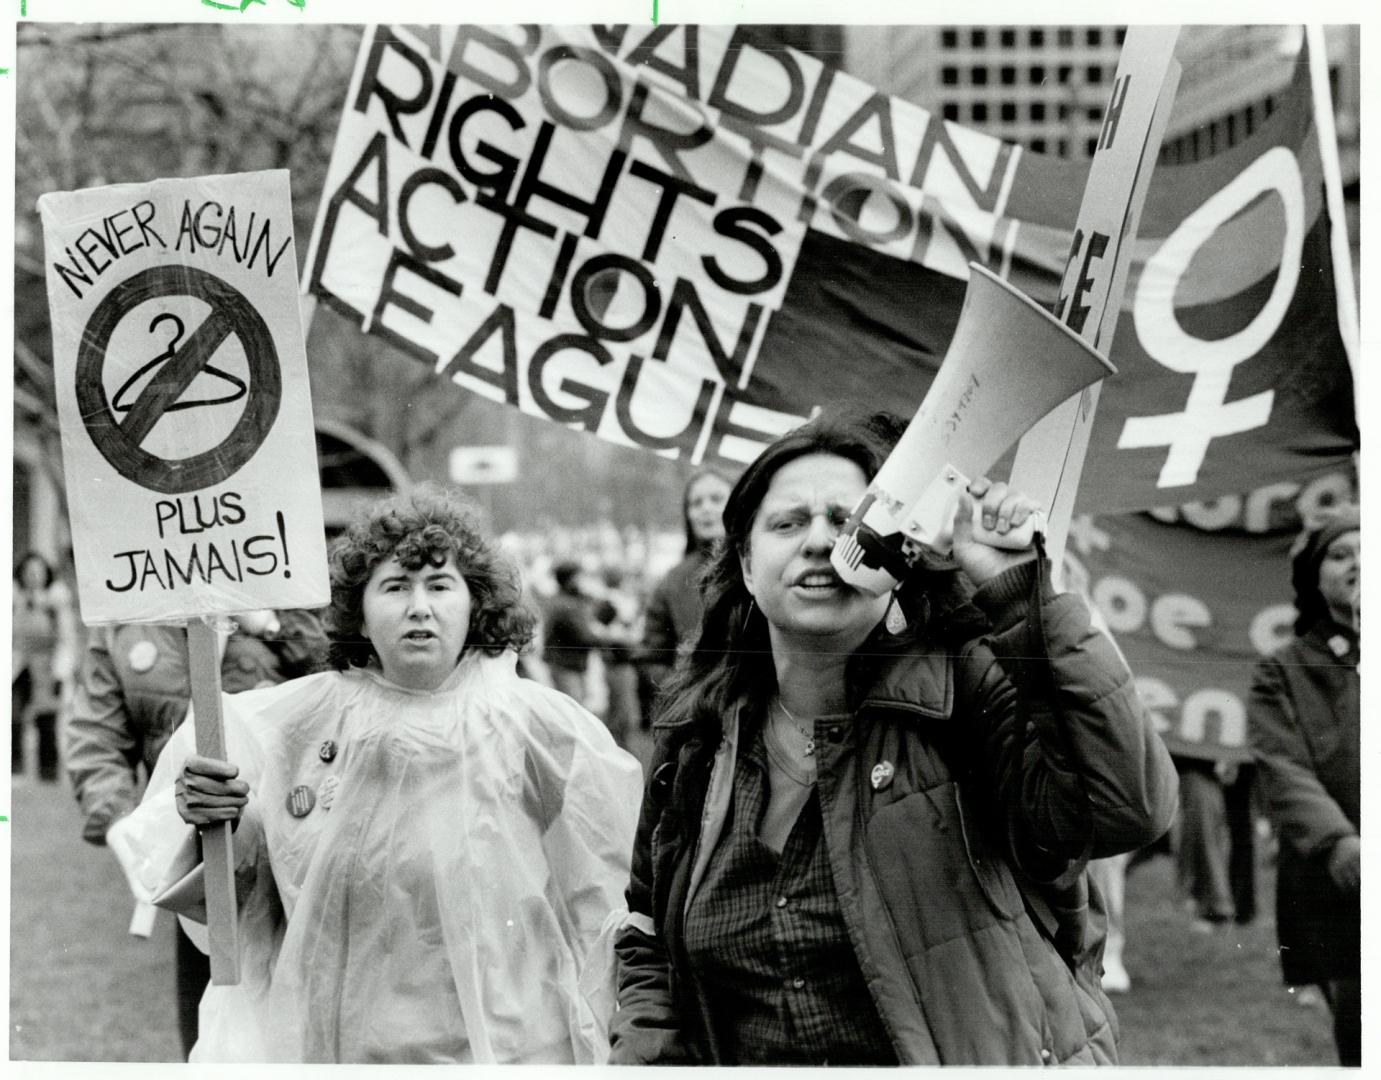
[112,487,642,1063]
[607,410,1177,1065]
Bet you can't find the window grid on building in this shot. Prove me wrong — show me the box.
[931,24,1126,160]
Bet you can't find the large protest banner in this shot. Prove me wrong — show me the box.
[305,25,1355,514]
[1065,469,1356,762]
[40,170,330,626]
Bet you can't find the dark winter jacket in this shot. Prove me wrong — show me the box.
[609,565,1178,1065]
[634,550,711,697]
[66,613,327,844]
[1248,623,1359,985]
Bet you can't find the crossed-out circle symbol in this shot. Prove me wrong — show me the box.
[75,265,281,495]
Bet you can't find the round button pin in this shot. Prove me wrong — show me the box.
[319,740,338,763]
[319,775,340,810]
[127,640,159,673]
[287,785,316,818]
[870,760,896,791]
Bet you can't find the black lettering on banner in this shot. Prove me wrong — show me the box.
[398,167,468,262]
[652,278,763,385]
[627,159,716,262]
[1099,75,1130,152]
[538,44,624,131]
[591,25,630,54]
[446,25,540,99]
[615,353,718,453]
[570,253,661,342]
[476,190,558,296]
[907,115,1013,212]
[527,333,614,428]
[515,121,626,239]
[1055,229,1109,334]
[911,192,986,268]
[823,173,913,246]
[726,124,804,203]
[795,62,838,147]
[400,24,445,63]
[616,80,714,185]
[419,69,459,161]
[707,26,804,129]
[440,302,521,404]
[624,24,701,102]
[76,264,281,495]
[369,248,462,365]
[539,233,581,319]
[1053,229,1083,324]
[815,92,901,181]
[702,389,787,466]
[354,26,434,147]
[703,207,783,295]
[447,95,526,200]
[308,130,391,317]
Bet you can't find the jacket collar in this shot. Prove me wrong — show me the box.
[860,649,954,721]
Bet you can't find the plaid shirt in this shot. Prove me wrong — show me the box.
[681,724,897,1065]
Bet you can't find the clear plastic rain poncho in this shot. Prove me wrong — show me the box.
[108,649,642,1063]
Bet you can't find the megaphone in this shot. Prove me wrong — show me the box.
[832,263,1116,596]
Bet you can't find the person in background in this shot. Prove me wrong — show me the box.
[594,565,641,749]
[542,559,602,706]
[11,551,78,782]
[1249,503,1359,1066]
[634,467,733,723]
[1173,754,1257,930]
[65,609,327,1059]
[113,487,640,1062]
[609,411,1177,1065]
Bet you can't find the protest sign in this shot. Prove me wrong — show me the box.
[305,25,1354,514]
[1008,27,1179,570]
[40,169,330,625]
[1066,468,1355,762]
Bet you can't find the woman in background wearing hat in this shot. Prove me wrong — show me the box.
[1249,503,1360,1066]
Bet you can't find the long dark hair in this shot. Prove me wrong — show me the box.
[654,410,987,734]
[325,486,536,672]
[681,466,735,556]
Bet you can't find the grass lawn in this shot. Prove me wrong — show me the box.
[9,762,1340,1064]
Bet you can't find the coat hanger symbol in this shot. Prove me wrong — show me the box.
[110,311,248,415]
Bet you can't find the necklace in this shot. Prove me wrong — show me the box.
[774,697,815,757]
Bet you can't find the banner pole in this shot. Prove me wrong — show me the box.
[1304,25,1359,406]
[186,618,241,985]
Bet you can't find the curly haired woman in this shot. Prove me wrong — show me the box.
[110,487,642,1063]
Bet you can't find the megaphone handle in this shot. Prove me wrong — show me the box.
[969,505,1045,551]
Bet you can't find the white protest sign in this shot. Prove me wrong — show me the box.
[39,170,330,625]
[1007,28,1182,574]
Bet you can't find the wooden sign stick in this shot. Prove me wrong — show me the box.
[186,618,241,985]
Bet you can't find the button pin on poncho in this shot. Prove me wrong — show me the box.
[870,761,895,791]
[287,785,316,818]
[319,775,339,810]
[319,740,338,763]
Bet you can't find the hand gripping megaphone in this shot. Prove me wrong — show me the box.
[831,263,1116,596]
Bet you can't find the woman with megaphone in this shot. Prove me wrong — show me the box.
[606,409,1177,1066]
